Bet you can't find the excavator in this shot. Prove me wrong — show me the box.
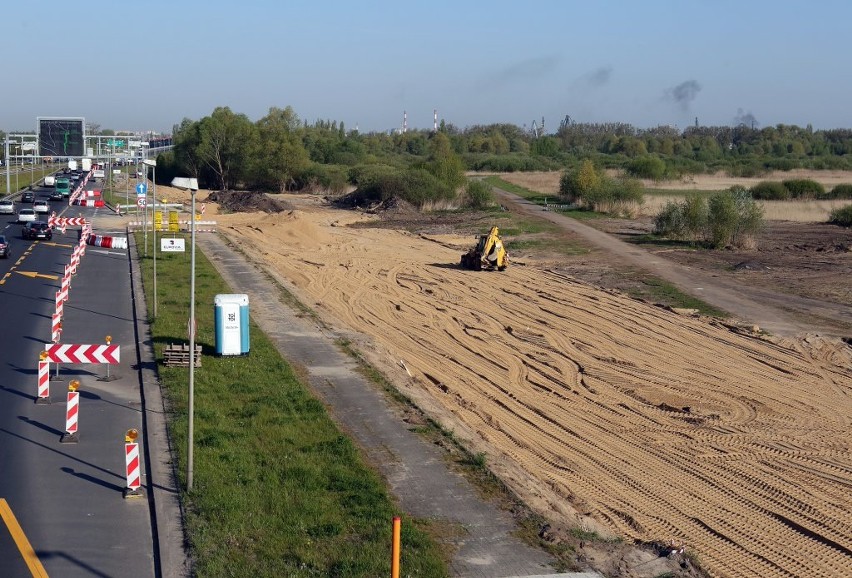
[460,226,509,271]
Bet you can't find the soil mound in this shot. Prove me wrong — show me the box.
[332,191,417,215]
[206,190,293,214]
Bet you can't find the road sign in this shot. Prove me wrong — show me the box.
[44,343,121,364]
[136,183,147,195]
[137,198,147,207]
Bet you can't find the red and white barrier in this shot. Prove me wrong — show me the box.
[44,343,120,364]
[87,235,127,250]
[52,313,62,343]
[125,443,141,492]
[37,360,50,403]
[61,389,80,443]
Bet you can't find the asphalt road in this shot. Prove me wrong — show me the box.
[0,187,157,577]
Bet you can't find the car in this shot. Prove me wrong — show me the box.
[22,221,52,240]
[17,208,36,223]
[0,199,14,214]
[0,235,9,258]
[49,189,63,201]
[33,200,50,214]
[20,191,35,203]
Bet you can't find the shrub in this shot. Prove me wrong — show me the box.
[829,204,852,227]
[559,159,603,205]
[626,155,666,180]
[828,184,852,200]
[706,187,764,248]
[348,168,453,209]
[682,194,709,241]
[782,179,826,199]
[463,180,494,209]
[347,164,397,187]
[654,201,685,237]
[750,181,789,200]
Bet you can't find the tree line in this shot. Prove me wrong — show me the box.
[152,106,852,196]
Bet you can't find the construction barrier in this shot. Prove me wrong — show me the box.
[36,359,50,404]
[73,199,105,208]
[61,383,80,443]
[86,235,128,250]
[52,313,62,343]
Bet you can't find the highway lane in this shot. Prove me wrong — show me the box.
[0,198,156,577]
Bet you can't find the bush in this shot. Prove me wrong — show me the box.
[654,201,685,237]
[347,168,453,209]
[828,184,852,200]
[706,187,764,248]
[829,204,852,227]
[750,181,790,200]
[782,179,826,199]
[653,187,762,248]
[463,180,495,209]
[347,164,397,187]
[625,155,667,180]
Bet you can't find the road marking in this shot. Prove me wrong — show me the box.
[40,242,74,248]
[0,499,49,578]
[16,271,59,281]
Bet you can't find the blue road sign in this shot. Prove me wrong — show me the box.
[136,183,148,196]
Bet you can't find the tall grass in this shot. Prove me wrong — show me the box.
[135,234,447,577]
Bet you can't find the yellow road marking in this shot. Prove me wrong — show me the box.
[39,242,73,248]
[15,271,59,281]
[0,498,49,577]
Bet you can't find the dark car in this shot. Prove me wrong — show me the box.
[0,234,9,258]
[22,221,53,240]
[20,191,35,203]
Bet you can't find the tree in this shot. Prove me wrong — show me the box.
[197,107,256,190]
[560,159,603,204]
[255,107,310,192]
[425,132,465,190]
[172,118,203,179]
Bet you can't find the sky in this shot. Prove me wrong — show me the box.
[3,0,850,135]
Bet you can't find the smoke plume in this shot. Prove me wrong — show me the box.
[666,80,702,112]
[734,108,759,128]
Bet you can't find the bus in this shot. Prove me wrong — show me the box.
[55,177,71,198]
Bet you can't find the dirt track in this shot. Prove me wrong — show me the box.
[206,198,852,578]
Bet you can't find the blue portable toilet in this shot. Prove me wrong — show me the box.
[214,294,250,356]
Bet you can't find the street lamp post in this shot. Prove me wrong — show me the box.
[171,176,199,492]
[143,159,157,317]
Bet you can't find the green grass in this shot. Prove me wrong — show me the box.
[627,277,728,318]
[135,233,448,577]
[483,175,544,201]
[0,167,49,196]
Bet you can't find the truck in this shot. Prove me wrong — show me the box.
[81,158,92,172]
[44,175,56,187]
[68,160,78,171]
[55,177,71,198]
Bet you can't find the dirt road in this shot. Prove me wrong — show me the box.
[207,195,852,578]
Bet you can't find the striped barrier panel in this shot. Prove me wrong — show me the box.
[37,360,50,403]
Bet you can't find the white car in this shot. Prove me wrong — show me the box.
[33,200,50,214]
[18,208,36,223]
[0,200,14,214]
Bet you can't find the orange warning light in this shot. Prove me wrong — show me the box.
[68,380,80,392]
[39,351,48,361]
[105,335,112,344]
[125,429,138,443]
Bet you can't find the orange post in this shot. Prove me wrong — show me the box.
[391,516,401,578]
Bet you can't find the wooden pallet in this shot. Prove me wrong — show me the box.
[163,343,202,367]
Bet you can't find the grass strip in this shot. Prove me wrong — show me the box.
[134,233,448,577]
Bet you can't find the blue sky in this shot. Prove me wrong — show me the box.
[3,0,849,134]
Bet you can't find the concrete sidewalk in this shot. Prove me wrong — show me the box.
[196,232,602,578]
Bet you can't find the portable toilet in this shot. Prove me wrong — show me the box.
[214,294,250,356]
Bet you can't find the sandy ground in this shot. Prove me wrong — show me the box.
[174,190,852,578]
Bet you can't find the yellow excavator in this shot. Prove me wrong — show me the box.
[460,226,508,271]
